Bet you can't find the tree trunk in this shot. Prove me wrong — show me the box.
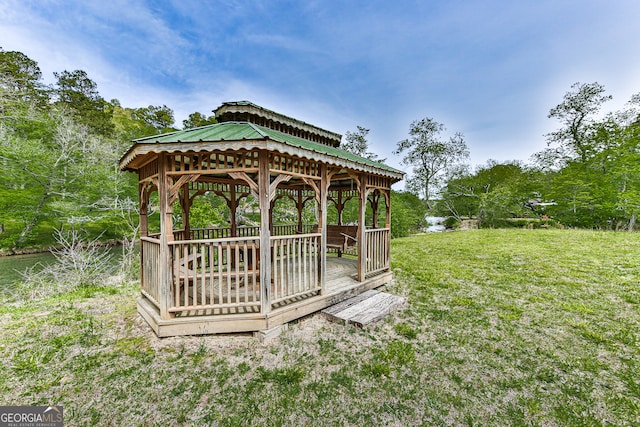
[424,179,430,210]
[629,214,636,232]
[12,183,52,252]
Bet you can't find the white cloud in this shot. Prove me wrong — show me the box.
[2,0,639,170]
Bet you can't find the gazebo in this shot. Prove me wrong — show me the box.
[119,101,404,337]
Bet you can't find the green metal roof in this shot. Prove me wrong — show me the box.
[214,101,343,143]
[131,122,404,176]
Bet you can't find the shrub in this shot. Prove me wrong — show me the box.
[443,217,461,229]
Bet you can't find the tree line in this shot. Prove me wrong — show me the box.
[0,48,427,253]
[436,82,640,230]
[0,48,220,253]
[5,47,633,255]
[345,82,640,232]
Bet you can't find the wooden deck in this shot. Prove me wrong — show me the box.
[137,256,393,337]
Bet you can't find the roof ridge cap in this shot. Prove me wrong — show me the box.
[248,122,270,139]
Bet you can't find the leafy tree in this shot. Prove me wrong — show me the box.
[342,126,384,161]
[390,190,428,237]
[53,70,114,136]
[394,117,469,208]
[543,82,612,165]
[531,87,640,230]
[438,160,543,226]
[0,53,141,252]
[611,103,640,230]
[0,48,48,108]
[111,103,177,140]
[131,104,177,134]
[183,111,216,129]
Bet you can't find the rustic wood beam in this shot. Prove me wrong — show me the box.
[269,193,286,232]
[384,190,391,228]
[347,171,361,189]
[302,177,321,204]
[269,174,292,201]
[168,174,199,206]
[158,152,174,320]
[258,151,272,316]
[369,189,381,229]
[357,172,367,282]
[319,164,328,292]
[228,171,259,200]
[138,182,149,238]
[211,185,249,237]
[167,167,260,177]
[179,183,192,236]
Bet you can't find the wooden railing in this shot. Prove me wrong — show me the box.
[173,224,317,241]
[169,236,261,313]
[272,224,316,236]
[365,228,390,275]
[271,233,321,305]
[174,226,260,241]
[141,225,366,315]
[140,237,161,308]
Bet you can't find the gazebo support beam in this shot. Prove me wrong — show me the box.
[319,164,328,292]
[384,190,391,228]
[369,189,380,229]
[357,173,368,282]
[158,152,174,320]
[139,182,149,238]
[258,151,272,316]
[180,183,191,237]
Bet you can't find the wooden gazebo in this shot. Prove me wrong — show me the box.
[119,101,404,337]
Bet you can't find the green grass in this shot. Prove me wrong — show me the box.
[1,229,639,425]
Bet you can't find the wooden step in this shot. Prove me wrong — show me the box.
[322,290,406,327]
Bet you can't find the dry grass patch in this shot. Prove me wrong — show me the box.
[1,229,639,425]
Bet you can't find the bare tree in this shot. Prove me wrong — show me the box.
[342,126,384,162]
[19,225,115,299]
[394,117,469,208]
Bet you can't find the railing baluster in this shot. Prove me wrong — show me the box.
[243,241,248,304]
[208,244,214,306]
[273,240,279,301]
[234,243,240,304]
[200,244,206,307]
[225,243,231,305]
[217,244,223,304]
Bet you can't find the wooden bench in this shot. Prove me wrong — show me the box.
[312,225,358,256]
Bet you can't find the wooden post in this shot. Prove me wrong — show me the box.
[296,189,304,234]
[258,152,271,315]
[229,184,238,237]
[319,164,328,292]
[370,190,380,229]
[269,199,275,234]
[180,183,191,238]
[385,190,391,228]
[337,189,344,226]
[139,182,148,238]
[157,153,174,319]
[138,180,148,302]
[357,174,367,282]
[385,190,391,271]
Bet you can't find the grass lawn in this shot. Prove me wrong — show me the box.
[1,229,639,426]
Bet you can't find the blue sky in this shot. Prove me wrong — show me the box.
[2,0,639,177]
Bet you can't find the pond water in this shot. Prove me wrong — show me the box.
[0,251,57,288]
[424,216,446,233]
[0,246,128,290]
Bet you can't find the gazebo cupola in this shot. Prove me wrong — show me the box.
[120,101,404,337]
